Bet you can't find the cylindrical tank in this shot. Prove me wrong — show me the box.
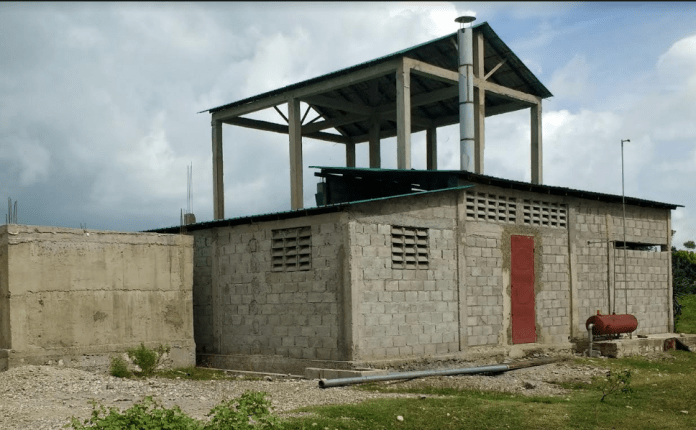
[585,311,638,335]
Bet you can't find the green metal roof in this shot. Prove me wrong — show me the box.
[203,22,552,116]
[147,183,473,234]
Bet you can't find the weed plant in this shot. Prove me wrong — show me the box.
[109,355,131,378]
[68,391,283,430]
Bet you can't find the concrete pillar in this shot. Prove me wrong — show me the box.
[396,61,411,169]
[426,127,437,170]
[369,117,381,168]
[473,32,485,174]
[288,98,303,210]
[531,103,543,184]
[346,141,356,167]
[211,120,224,220]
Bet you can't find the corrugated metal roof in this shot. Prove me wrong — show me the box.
[147,184,473,234]
[149,167,680,235]
[312,166,682,210]
[203,21,552,124]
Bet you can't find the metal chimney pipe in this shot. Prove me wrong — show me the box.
[456,15,476,172]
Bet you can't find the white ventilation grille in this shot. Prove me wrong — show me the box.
[465,192,517,224]
[272,227,311,272]
[391,226,429,270]
[522,200,567,228]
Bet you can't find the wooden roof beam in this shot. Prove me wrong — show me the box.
[224,117,350,144]
[212,59,399,122]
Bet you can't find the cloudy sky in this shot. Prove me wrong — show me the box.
[2,2,696,247]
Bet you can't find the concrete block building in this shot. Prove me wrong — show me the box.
[153,20,680,373]
[155,168,677,374]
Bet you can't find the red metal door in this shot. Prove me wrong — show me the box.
[511,235,536,344]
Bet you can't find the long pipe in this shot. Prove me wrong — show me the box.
[458,20,475,172]
[319,357,559,388]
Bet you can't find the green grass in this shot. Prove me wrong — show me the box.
[283,351,696,430]
[676,294,696,333]
[153,366,235,381]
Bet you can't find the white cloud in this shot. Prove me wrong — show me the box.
[548,54,593,103]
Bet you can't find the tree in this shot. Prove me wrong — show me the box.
[684,240,695,250]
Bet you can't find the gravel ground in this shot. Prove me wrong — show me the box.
[0,355,609,430]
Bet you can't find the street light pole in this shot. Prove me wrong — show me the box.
[621,139,630,314]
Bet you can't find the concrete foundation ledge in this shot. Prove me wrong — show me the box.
[4,341,196,372]
[353,343,575,370]
[304,367,390,380]
[198,353,363,376]
[574,333,696,358]
[200,344,577,376]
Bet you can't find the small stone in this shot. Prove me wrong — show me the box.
[681,410,688,414]
[625,406,632,409]
[58,359,64,366]
[396,415,404,421]
[264,376,273,382]
[523,382,535,389]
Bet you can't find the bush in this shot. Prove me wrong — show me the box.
[127,342,170,377]
[68,396,200,430]
[109,355,132,378]
[205,391,283,430]
[67,391,284,430]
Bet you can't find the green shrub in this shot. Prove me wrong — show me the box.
[68,396,200,430]
[109,355,132,378]
[599,369,633,402]
[67,391,284,430]
[127,342,170,376]
[205,391,283,429]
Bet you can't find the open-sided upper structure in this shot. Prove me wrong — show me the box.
[203,22,552,219]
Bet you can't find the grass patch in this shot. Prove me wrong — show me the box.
[284,351,696,430]
[676,294,696,333]
[154,366,235,381]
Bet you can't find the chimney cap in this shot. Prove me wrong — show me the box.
[455,15,476,25]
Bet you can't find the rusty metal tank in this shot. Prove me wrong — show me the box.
[585,311,638,335]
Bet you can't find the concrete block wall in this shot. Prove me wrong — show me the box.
[614,249,670,334]
[191,213,345,363]
[347,192,459,360]
[464,223,504,347]
[536,232,571,345]
[192,229,214,353]
[573,206,611,331]
[571,202,670,339]
[0,229,8,352]
[0,225,195,371]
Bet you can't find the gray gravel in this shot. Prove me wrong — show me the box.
[0,357,608,429]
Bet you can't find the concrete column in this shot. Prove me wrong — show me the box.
[426,127,437,170]
[211,120,224,220]
[473,32,485,174]
[531,103,543,184]
[346,141,356,167]
[369,117,381,168]
[567,205,580,339]
[666,211,673,332]
[288,98,303,210]
[396,61,411,169]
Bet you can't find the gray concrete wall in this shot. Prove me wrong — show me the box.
[191,212,347,371]
[344,191,460,360]
[189,183,672,372]
[570,203,670,339]
[459,186,571,349]
[0,227,9,352]
[0,225,195,371]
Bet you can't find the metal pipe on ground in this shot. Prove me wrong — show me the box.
[318,357,560,388]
